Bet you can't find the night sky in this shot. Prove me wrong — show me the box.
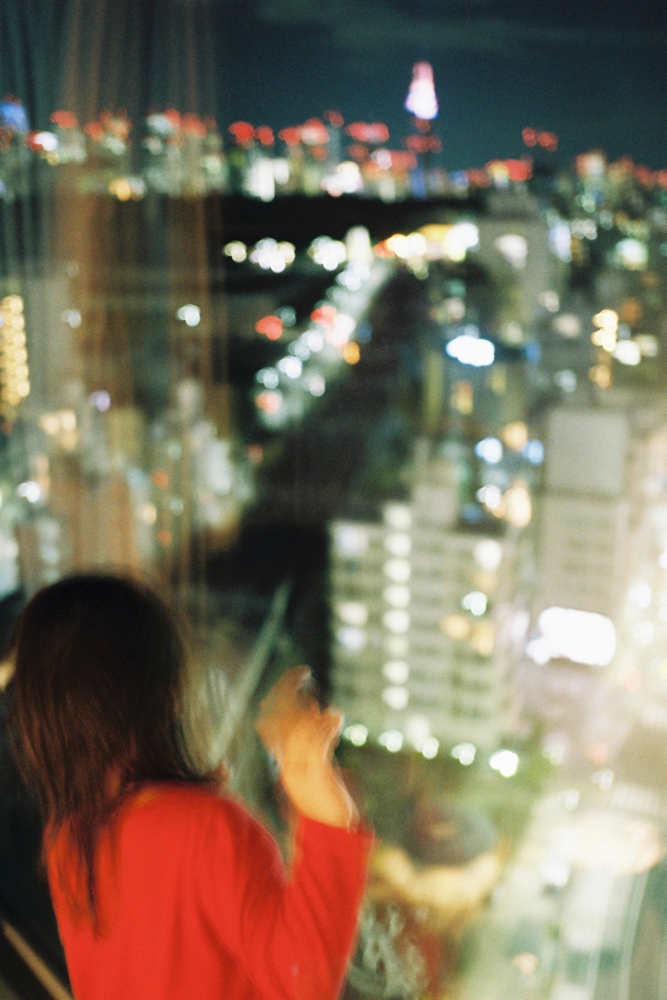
[1,0,667,170]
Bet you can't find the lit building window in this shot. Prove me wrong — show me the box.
[383,609,410,634]
[382,686,409,710]
[0,295,30,420]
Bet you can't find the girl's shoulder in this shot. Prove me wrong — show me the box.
[122,781,253,833]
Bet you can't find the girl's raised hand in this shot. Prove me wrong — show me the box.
[256,667,358,830]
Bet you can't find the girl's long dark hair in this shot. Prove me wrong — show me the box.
[9,574,218,924]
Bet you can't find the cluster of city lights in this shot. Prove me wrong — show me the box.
[342,723,520,775]
[0,296,30,420]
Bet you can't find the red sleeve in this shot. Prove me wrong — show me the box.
[196,796,373,1000]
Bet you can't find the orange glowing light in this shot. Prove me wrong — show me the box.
[152,470,170,489]
[157,529,173,548]
[84,121,104,141]
[255,315,283,340]
[181,113,207,138]
[342,342,360,364]
[325,110,344,129]
[51,110,78,130]
[256,391,282,415]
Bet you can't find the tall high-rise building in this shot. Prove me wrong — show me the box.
[331,445,530,754]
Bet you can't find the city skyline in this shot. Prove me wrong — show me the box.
[0,0,666,169]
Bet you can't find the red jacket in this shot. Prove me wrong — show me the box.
[48,783,372,1000]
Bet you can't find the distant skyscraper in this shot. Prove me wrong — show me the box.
[404,63,439,122]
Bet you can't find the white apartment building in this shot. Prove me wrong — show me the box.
[330,453,529,753]
[532,404,667,669]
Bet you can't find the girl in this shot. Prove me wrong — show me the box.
[10,574,371,1000]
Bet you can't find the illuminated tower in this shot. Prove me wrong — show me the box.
[404,62,441,199]
[405,63,439,122]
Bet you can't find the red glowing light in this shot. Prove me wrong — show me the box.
[50,110,78,130]
[181,113,207,138]
[229,121,255,147]
[505,158,532,182]
[537,131,558,151]
[466,168,492,188]
[83,121,104,141]
[406,134,441,154]
[523,128,558,152]
[300,118,329,146]
[346,121,390,144]
[279,127,301,147]
[310,304,337,327]
[324,110,344,129]
[347,144,368,162]
[255,126,275,147]
[255,315,283,340]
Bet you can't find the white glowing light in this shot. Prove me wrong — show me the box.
[176,304,201,327]
[613,340,641,366]
[256,368,280,390]
[277,356,302,379]
[309,237,347,271]
[526,637,551,665]
[337,601,368,627]
[383,609,410,633]
[632,621,653,646]
[223,241,247,263]
[333,524,368,558]
[421,737,439,759]
[289,340,310,361]
[382,686,409,710]
[495,234,527,269]
[384,559,411,584]
[451,742,476,765]
[474,539,502,572]
[475,437,503,463]
[384,584,410,608]
[444,223,479,260]
[523,440,544,465]
[61,309,82,328]
[383,660,409,684]
[404,62,439,120]
[462,591,487,616]
[384,503,412,531]
[379,730,404,753]
[489,749,519,777]
[137,502,157,525]
[303,330,324,353]
[628,584,652,609]
[34,131,58,152]
[336,626,367,652]
[446,335,495,367]
[343,724,368,746]
[17,481,41,503]
[89,390,111,412]
[614,238,648,271]
[538,607,616,667]
[307,374,326,397]
[477,484,502,509]
[384,533,412,558]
